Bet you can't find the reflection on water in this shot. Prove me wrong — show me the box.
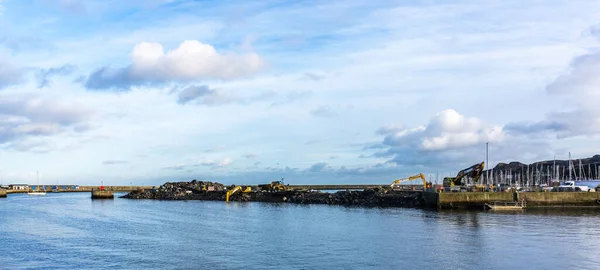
[1,193,600,269]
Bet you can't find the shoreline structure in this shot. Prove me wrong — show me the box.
[121,180,600,209]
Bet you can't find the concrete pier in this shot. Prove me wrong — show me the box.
[424,191,600,209]
[0,189,6,198]
[91,190,115,199]
[517,192,600,207]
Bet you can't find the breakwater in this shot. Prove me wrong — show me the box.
[122,181,600,209]
[123,190,423,207]
[121,181,423,207]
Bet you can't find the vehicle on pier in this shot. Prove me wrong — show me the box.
[389,173,432,191]
[442,162,485,192]
[552,181,593,192]
[258,178,288,192]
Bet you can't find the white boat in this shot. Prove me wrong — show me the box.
[28,170,46,196]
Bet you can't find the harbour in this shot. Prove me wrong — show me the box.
[2,192,600,269]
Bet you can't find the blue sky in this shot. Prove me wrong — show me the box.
[1,0,600,186]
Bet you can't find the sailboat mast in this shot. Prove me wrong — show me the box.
[553,155,556,180]
[569,152,572,181]
[579,160,583,181]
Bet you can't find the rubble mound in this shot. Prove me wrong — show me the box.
[122,181,424,208]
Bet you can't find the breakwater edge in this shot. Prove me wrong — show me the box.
[122,180,600,209]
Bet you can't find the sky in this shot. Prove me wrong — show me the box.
[1,0,600,186]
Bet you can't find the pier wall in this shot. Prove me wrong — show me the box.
[438,192,514,209]
[518,192,600,207]
[78,186,153,192]
[91,190,115,199]
[431,192,600,208]
[422,192,439,208]
[4,186,152,194]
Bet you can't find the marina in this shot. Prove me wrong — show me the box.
[2,192,600,269]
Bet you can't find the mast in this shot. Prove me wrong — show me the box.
[569,152,572,181]
[588,163,591,181]
[553,155,556,180]
[579,159,583,181]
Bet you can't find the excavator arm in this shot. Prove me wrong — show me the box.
[226,186,253,202]
[226,186,243,202]
[450,162,485,186]
[391,173,427,189]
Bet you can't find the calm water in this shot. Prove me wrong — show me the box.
[2,193,600,269]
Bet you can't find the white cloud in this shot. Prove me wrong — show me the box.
[367,109,520,171]
[383,109,504,152]
[2,0,600,184]
[84,40,264,89]
[0,94,94,152]
[130,40,263,80]
[507,48,600,138]
[199,158,232,168]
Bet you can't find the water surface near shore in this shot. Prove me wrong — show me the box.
[1,192,600,269]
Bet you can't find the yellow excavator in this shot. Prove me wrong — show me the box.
[225,186,252,202]
[390,173,431,190]
[443,162,485,192]
[257,178,288,192]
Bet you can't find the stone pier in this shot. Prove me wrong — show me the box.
[91,190,115,199]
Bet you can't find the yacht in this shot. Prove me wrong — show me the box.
[28,171,46,196]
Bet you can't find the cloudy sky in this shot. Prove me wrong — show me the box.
[0,0,599,186]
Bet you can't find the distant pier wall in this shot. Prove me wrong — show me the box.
[4,186,152,194]
[427,191,600,209]
[518,192,600,207]
[0,189,6,198]
[433,192,514,209]
[77,186,153,192]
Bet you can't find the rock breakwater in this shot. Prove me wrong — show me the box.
[122,181,425,208]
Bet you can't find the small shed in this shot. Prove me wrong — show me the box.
[9,184,29,190]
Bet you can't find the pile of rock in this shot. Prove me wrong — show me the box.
[122,181,424,208]
[285,189,423,207]
[121,180,226,200]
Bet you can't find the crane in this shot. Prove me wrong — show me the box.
[390,173,430,189]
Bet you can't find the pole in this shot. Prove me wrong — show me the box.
[486,142,489,186]
[553,155,556,181]
[569,152,572,181]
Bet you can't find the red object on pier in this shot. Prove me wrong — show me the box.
[100,185,105,191]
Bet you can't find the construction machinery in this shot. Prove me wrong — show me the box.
[225,186,252,202]
[258,178,288,192]
[390,173,432,190]
[443,162,485,192]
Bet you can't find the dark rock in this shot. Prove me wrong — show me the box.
[122,181,425,208]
